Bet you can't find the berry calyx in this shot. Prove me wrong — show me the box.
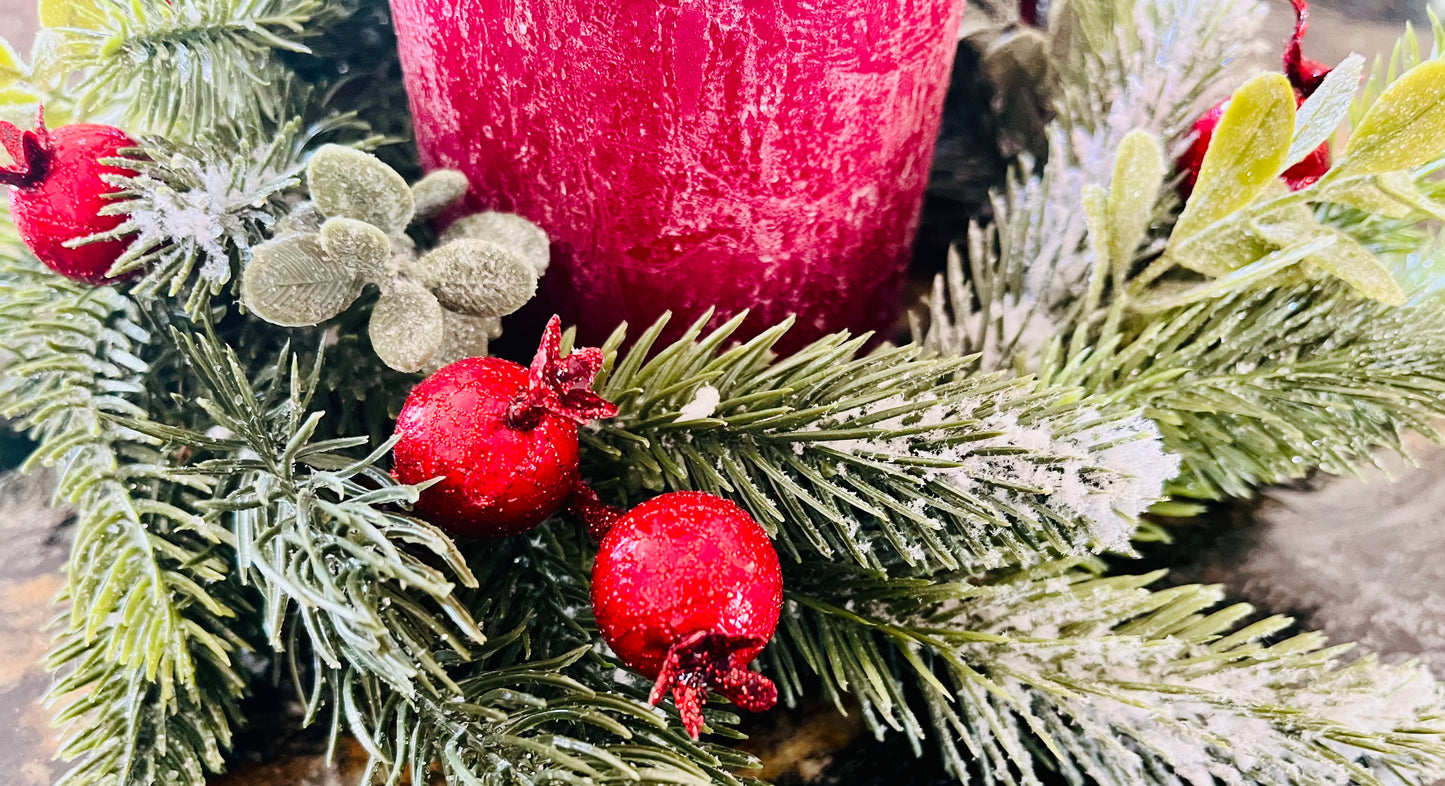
[1179,0,1333,196]
[1,110,140,284]
[391,316,617,538]
[591,491,783,738]
[506,315,617,430]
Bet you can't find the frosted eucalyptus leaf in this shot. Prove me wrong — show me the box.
[1106,130,1165,269]
[1172,74,1296,246]
[370,280,445,373]
[242,234,362,327]
[274,202,324,237]
[410,170,471,221]
[441,212,551,275]
[319,217,392,280]
[416,239,538,317]
[424,311,504,373]
[1286,55,1365,170]
[1338,60,1445,177]
[306,145,415,234]
[1253,216,1405,305]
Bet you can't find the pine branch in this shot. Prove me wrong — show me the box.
[0,240,250,786]
[38,0,339,137]
[1051,282,1445,499]
[125,320,760,783]
[582,313,1177,574]
[1053,0,1263,142]
[92,113,381,314]
[766,561,1445,786]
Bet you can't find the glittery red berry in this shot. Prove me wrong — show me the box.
[591,491,783,738]
[1180,0,1333,197]
[391,316,617,538]
[1,111,139,285]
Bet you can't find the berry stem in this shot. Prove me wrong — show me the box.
[566,483,624,539]
[505,315,618,430]
[647,630,778,739]
[0,110,53,189]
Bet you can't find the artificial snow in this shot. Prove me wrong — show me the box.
[674,384,720,422]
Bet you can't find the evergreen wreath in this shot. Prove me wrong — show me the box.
[4,0,1445,784]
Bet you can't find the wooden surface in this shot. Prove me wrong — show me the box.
[0,1,1434,784]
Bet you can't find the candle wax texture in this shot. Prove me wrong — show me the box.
[390,0,967,353]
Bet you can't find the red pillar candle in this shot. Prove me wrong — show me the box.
[389,0,967,353]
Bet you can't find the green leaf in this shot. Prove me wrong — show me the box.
[1106,130,1166,268]
[1338,60,1445,177]
[319,217,392,281]
[0,39,27,88]
[1172,73,1297,247]
[1082,183,1111,267]
[1253,215,1406,305]
[411,170,471,221]
[242,234,363,327]
[307,145,415,235]
[370,280,445,373]
[38,0,107,30]
[416,239,538,318]
[1318,175,1415,218]
[1287,55,1365,169]
[441,212,552,275]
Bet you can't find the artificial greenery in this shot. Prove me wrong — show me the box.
[6,0,1445,784]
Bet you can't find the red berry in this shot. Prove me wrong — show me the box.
[1,112,139,284]
[391,316,616,538]
[1179,0,1334,197]
[591,491,784,738]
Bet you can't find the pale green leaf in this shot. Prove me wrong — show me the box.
[241,234,363,327]
[1136,236,1333,313]
[1287,55,1365,169]
[411,170,471,221]
[370,280,445,373]
[1317,175,1415,218]
[1106,130,1166,268]
[1172,73,1297,246]
[1171,181,1292,277]
[441,212,551,275]
[416,239,538,318]
[1254,215,1407,305]
[0,39,27,88]
[307,145,415,235]
[1082,184,1111,267]
[38,0,107,30]
[1338,60,1445,177]
[319,217,392,281]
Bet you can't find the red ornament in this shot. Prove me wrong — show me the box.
[1180,0,1333,196]
[391,315,617,538]
[1,111,139,284]
[591,491,783,738]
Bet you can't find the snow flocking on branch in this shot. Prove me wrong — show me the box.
[813,393,1180,562]
[925,0,1268,374]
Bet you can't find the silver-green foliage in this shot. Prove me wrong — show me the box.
[768,562,1445,786]
[242,145,543,372]
[0,239,248,786]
